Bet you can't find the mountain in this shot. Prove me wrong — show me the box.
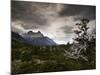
[12,31,25,42]
[27,31,44,38]
[22,31,57,46]
[12,31,57,46]
[24,36,57,46]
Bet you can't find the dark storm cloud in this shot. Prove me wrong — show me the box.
[11,1,49,27]
[12,1,96,28]
[59,4,96,20]
[11,1,64,29]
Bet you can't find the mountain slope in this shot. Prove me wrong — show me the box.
[12,31,25,42]
[24,36,56,46]
[12,31,57,46]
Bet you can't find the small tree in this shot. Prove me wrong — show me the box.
[72,18,90,61]
[64,18,95,61]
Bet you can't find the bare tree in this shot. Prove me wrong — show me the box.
[64,18,90,61]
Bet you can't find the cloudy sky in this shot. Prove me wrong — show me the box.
[11,1,96,44]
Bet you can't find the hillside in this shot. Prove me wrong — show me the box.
[11,36,95,74]
[12,31,57,46]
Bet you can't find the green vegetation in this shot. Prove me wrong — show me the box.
[11,40,95,74]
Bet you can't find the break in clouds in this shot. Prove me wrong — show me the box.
[11,1,96,44]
